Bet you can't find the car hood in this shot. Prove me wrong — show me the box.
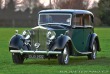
[32,25,67,30]
[32,25,67,38]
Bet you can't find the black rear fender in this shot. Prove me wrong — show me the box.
[90,33,101,51]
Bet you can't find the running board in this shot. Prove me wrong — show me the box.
[78,52,92,55]
[10,50,61,54]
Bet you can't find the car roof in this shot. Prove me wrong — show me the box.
[39,9,94,16]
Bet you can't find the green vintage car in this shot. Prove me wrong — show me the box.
[9,9,101,65]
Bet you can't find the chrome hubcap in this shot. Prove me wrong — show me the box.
[63,47,69,64]
[92,44,96,59]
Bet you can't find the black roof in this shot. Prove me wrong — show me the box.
[39,9,93,16]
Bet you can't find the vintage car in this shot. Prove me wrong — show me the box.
[9,9,101,65]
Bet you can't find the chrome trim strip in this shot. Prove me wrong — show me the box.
[10,50,61,54]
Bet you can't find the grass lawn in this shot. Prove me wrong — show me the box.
[0,28,110,74]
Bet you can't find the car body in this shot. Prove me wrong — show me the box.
[9,9,101,65]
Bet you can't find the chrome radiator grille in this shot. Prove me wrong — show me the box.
[31,26,47,51]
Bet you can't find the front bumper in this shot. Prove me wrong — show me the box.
[10,50,61,54]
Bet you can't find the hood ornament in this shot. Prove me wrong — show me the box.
[34,43,40,49]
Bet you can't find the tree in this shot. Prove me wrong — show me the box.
[89,1,101,26]
[98,0,110,26]
[0,0,10,9]
[53,0,90,9]
[0,0,45,27]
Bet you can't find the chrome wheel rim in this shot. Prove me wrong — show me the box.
[92,43,97,59]
[63,47,69,64]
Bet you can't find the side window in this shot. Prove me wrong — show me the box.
[73,14,83,26]
[83,14,92,26]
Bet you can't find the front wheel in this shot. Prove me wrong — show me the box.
[58,44,69,65]
[12,53,24,64]
[88,40,97,60]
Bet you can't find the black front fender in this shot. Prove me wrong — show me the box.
[9,34,27,51]
[52,35,72,50]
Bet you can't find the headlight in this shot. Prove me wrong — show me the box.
[22,31,27,36]
[22,30,30,39]
[47,31,56,40]
[25,35,30,39]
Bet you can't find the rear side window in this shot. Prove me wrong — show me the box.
[73,14,93,27]
[83,14,92,26]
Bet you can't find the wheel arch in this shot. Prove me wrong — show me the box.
[9,34,27,51]
[90,33,101,51]
[52,35,73,55]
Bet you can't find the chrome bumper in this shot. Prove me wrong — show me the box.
[10,50,61,54]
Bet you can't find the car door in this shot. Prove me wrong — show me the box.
[83,14,94,51]
[71,14,85,52]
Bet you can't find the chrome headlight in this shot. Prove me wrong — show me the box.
[25,35,30,39]
[22,31,27,36]
[47,30,56,40]
[22,30,30,39]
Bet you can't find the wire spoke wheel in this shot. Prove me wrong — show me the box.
[58,44,69,65]
[92,43,97,59]
[88,40,97,60]
[63,47,69,64]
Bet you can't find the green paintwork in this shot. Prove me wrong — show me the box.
[71,28,93,52]
[53,28,93,52]
[54,29,67,37]
[71,29,84,52]
[83,28,93,51]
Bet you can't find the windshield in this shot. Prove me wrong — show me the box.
[38,13,72,26]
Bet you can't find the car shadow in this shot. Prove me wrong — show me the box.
[69,57,110,66]
[23,56,110,66]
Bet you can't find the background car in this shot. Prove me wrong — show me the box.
[9,9,101,65]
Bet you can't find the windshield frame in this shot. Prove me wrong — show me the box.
[38,13,72,26]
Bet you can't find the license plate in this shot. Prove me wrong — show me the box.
[28,54,44,59]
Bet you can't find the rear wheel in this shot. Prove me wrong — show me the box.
[88,40,97,60]
[58,44,69,65]
[12,53,24,64]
